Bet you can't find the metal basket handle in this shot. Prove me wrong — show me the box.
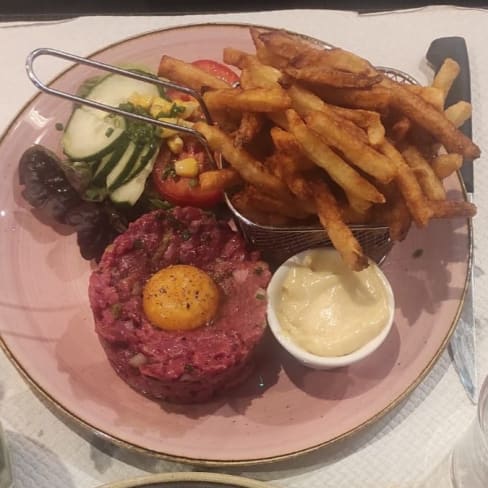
[25,47,217,165]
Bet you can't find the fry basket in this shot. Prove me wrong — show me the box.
[225,67,418,264]
[26,48,418,265]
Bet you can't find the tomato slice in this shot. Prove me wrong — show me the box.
[154,58,237,208]
[152,149,222,209]
[192,59,240,85]
[166,59,239,100]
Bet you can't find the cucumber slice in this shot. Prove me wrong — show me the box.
[92,136,130,185]
[62,107,126,161]
[87,73,160,111]
[110,148,159,206]
[62,71,160,161]
[122,142,159,186]
[106,142,143,190]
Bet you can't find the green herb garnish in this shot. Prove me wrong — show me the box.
[119,101,135,113]
[184,364,195,373]
[188,178,199,188]
[133,239,144,249]
[105,127,114,137]
[162,164,176,180]
[55,122,64,131]
[412,248,424,259]
[111,303,122,319]
[157,103,186,119]
[148,198,173,210]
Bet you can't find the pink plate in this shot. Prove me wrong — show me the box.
[0,23,471,465]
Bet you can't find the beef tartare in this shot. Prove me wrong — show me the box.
[88,207,271,403]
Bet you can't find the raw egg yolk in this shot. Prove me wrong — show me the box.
[142,264,219,331]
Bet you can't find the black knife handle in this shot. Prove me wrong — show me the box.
[426,37,473,192]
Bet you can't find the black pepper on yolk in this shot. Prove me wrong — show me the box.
[142,264,219,331]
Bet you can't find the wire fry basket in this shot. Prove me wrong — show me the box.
[225,68,418,265]
[26,48,418,266]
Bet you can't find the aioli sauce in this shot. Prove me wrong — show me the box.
[277,249,391,357]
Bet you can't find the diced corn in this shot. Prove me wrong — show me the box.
[158,118,194,138]
[174,157,199,178]
[167,136,184,155]
[178,100,200,119]
[128,92,154,109]
[149,97,174,119]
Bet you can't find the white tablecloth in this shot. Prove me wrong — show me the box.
[1,5,488,488]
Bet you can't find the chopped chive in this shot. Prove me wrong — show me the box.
[162,164,176,180]
[412,248,424,259]
[133,238,144,249]
[188,178,199,188]
[111,303,122,319]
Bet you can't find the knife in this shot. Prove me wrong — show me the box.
[426,37,477,404]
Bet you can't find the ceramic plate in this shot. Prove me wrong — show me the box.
[0,23,471,465]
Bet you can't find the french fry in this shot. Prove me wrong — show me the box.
[430,199,476,219]
[239,61,282,89]
[445,101,472,128]
[378,140,433,228]
[431,153,463,179]
[432,58,460,102]
[310,85,392,112]
[269,151,367,270]
[285,65,381,89]
[199,169,242,192]
[287,84,369,143]
[308,180,368,271]
[345,192,373,216]
[307,47,379,77]
[381,77,480,159]
[329,105,385,145]
[389,116,411,143]
[401,145,446,201]
[265,152,316,213]
[250,27,289,69]
[341,206,372,225]
[234,112,263,147]
[231,190,293,227]
[194,122,293,201]
[223,47,256,69]
[305,110,397,183]
[286,110,386,203]
[257,30,318,63]
[158,55,230,91]
[375,184,412,242]
[404,85,444,111]
[259,29,380,84]
[203,87,291,113]
[241,185,312,220]
[267,111,290,131]
[208,109,241,134]
[269,127,316,171]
